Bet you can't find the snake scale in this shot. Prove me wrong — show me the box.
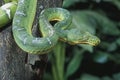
[0,0,100,54]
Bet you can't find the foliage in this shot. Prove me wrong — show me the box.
[44,0,120,80]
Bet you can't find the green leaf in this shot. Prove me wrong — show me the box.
[93,51,109,63]
[43,73,53,80]
[70,10,120,36]
[101,76,112,80]
[71,11,96,34]
[72,10,120,36]
[107,42,117,52]
[52,42,66,80]
[88,12,120,36]
[116,37,120,46]
[99,41,117,52]
[109,53,120,64]
[113,73,120,80]
[111,0,120,10]
[78,74,100,80]
[65,48,84,79]
[99,42,110,50]
[63,0,80,8]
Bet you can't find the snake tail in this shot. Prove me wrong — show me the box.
[0,1,17,28]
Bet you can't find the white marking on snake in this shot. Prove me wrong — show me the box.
[32,38,41,44]
[12,26,18,30]
[16,11,26,16]
[6,9,11,19]
[18,34,27,41]
[49,29,54,36]
[16,20,20,23]
[47,25,54,36]
[17,28,24,31]
[23,38,27,45]
[47,38,51,44]
[19,0,25,4]
[1,3,11,19]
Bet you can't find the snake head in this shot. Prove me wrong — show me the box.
[67,29,100,46]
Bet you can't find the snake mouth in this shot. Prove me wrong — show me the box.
[67,38,100,46]
[68,41,100,46]
[80,41,100,46]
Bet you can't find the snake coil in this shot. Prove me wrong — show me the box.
[0,0,100,54]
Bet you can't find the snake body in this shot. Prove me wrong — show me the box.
[0,0,100,54]
[0,1,17,27]
[12,0,60,54]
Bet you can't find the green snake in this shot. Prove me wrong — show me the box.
[0,1,17,27]
[0,0,100,54]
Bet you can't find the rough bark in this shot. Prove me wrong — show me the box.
[0,0,62,80]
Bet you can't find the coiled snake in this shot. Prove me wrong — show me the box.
[0,0,100,54]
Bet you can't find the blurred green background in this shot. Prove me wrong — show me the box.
[43,0,120,80]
